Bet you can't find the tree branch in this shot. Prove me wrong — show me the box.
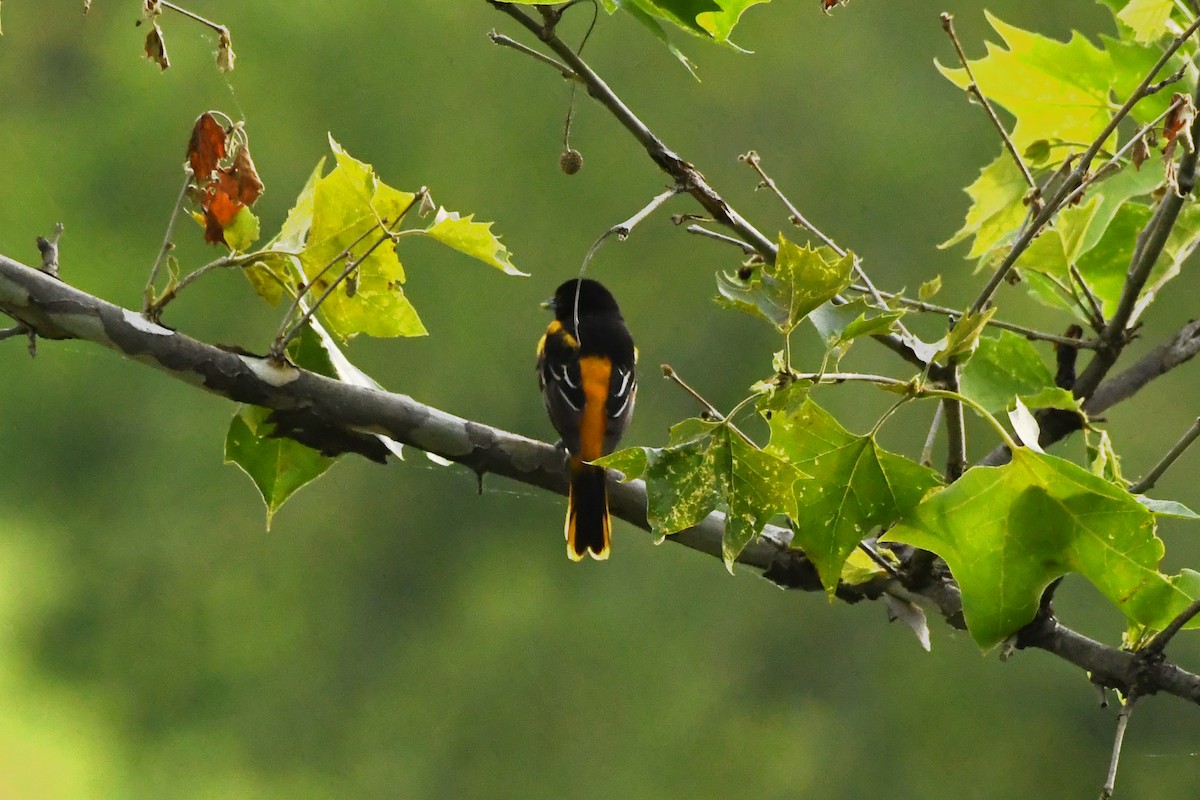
[977,319,1200,467]
[4,252,1200,705]
[487,1,926,371]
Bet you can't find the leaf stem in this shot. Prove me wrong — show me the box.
[921,387,1017,452]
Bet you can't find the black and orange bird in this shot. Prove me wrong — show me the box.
[537,279,637,561]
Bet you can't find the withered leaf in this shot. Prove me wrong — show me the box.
[144,22,169,71]
[187,113,227,181]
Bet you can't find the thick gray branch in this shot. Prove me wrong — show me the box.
[2,253,1199,705]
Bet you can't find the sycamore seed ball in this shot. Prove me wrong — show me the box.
[559,148,583,175]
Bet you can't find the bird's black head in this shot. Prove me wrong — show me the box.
[548,278,622,321]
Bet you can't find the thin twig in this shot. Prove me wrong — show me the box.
[1144,597,1200,658]
[687,224,758,255]
[941,13,1037,195]
[488,30,578,79]
[661,364,757,446]
[0,324,29,341]
[160,1,226,34]
[741,150,846,256]
[845,284,1098,348]
[1070,264,1107,331]
[968,14,1200,315]
[144,175,192,312]
[1099,693,1137,800]
[856,541,902,580]
[580,185,682,272]
[1130,417,1200,494]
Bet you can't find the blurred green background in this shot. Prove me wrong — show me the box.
[1,1,1198,798]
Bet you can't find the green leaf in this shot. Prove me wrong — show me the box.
[936,13,1113,152]
[420,207,526,276]
[1105,34,1193,123]
[621,2,699,78]
[597,418,805,570]
[243,251,297,306]
[932,308,997,363]
[764,396,943,593]
[1116,0,1175,43]
[225,406,337,528]
[884,448,1199,648]
[694,0,772,42]
[223,323,348,527]
[716,236,855,332]
[297,136,426,340]
[1019,387,1083,415]
[808,298,905,367]
[918,275,943,300]
[1137,496,1200,519]
[941,153,1030,258]
[224,206,261,253]
[959,330,1056,413]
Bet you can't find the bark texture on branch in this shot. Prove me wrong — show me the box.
[3,252,1200,705]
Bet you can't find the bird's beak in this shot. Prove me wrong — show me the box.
[540,297,555,311]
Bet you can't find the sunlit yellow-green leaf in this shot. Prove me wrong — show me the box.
[1116,0,1175,43]
[297,137,426,340]
[422,207,526,276]
[941,153,1029,258]
[936,13,1113,151]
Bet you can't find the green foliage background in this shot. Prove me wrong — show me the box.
[0,1,1198,797]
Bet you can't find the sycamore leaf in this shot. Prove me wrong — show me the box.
[884,448,1200,648]
[764,396,943,593]
[931,308,997,363]
[621,2,699,77]
[223,206,260,253]
[936,13,1113,152]
[808,298,905,368]
[1116,0,1176,43]
[297,136,426,340]
[597,419,805,571]
[224,325,340,528]
[941,153,1029,258]
[1105,34,1193,124]
[243,251,296,306]
[421,207,526,276]
[1138,496,1200,519]
[717,236,855,332]
[959,330,1056,413]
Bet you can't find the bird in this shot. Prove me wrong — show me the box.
[536,278,637,561]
